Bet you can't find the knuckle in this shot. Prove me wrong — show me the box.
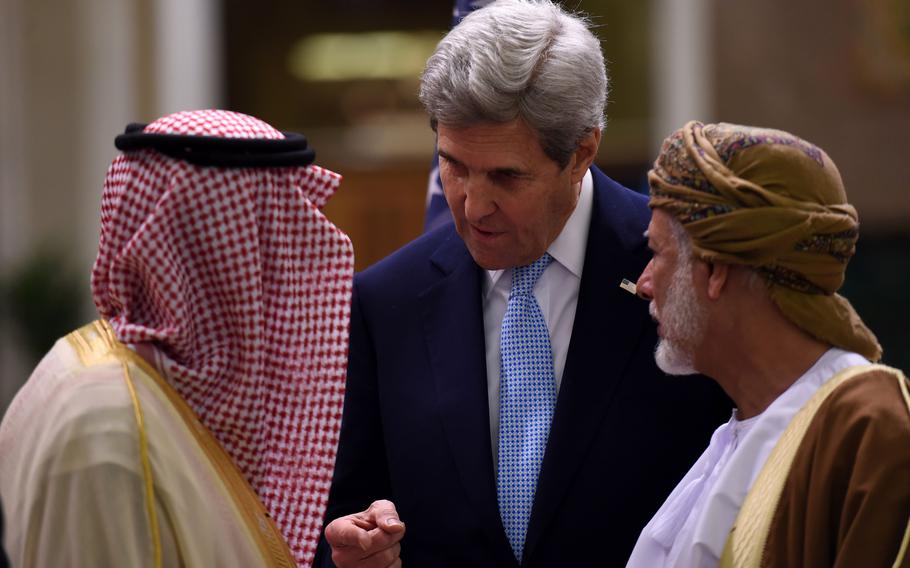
[389,542,402,558]
[372,498,393,510]
[373,549,396,567]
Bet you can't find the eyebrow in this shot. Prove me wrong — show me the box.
[438,149,529,178]
[437,150,459,165]
[490,166,528,178]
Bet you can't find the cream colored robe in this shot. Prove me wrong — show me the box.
[722,365,910,568]
[0,321,296,567]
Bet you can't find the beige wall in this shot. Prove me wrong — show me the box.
[713,0,910,230]
[1,0,141,409]
[0,0,220,414]
[2,0,907,414]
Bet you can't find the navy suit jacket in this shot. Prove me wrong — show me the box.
[0,498,8,568]
[316,167,730,567]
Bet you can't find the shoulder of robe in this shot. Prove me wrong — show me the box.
[809,366,910,447]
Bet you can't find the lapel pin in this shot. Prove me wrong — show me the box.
[619,278,637,295]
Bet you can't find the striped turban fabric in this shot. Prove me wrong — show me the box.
[648,120,881,361]
[91,109,354,565]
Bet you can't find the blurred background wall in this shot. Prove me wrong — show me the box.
[1,0,908,416]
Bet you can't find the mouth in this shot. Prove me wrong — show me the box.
[648,301,660,321]
[469,225,504,241]
[648,302,663,334]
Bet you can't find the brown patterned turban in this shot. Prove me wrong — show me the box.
[648,120,881,361]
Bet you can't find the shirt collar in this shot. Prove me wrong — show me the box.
[484,168,594,295]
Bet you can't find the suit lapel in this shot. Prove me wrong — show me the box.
[419,233,517,563]
[522,172,653,563]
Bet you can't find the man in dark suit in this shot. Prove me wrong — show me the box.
[316,1,730,566]
[1,499,8,568]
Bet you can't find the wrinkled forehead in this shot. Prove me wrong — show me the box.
[645,208,681,248]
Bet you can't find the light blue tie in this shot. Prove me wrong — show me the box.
[497,253,557,561]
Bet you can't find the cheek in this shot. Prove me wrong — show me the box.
[439,171,459,198]
[647,262,664,298]
[649,263,671,299]
[439,175,465,212]
[506,192,559,243]
[531,186,575,242]
[438,160,464,191]
[495,197,532,234]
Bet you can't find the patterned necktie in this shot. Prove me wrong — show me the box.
[497,253,557,561]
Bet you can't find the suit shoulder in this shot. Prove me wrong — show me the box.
[355,222,461,292]
[591,168,649,224]
[592,168,649,210]
[589,168,651,252]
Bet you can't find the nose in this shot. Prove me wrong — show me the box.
[463,178,496,224]
[636,260,654,301]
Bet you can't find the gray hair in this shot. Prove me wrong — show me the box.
[666,215,693,261]
[418,0,608,168]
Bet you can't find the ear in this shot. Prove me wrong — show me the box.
[705,262,729,300]
[568,128,601,184]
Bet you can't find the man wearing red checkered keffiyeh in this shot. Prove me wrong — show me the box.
[0,109,354,567]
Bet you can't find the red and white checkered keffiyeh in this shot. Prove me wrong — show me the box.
[91,109,353,566]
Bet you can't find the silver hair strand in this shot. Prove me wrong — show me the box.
[419,0,608,168]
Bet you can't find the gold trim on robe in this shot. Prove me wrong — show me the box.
[720,364,910,568]
[66,320,296,568]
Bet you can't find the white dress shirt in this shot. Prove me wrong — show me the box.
[483,169,594,465]
[625,347,869,568]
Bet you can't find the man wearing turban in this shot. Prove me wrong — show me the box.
[626,121,910,568]
[0,110,354,567]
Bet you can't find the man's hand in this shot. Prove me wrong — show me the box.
[325,500,406,568]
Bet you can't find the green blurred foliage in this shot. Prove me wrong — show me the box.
[0,249,86,365]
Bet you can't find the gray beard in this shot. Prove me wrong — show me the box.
[651,257,706,375]
[655,335,697,375]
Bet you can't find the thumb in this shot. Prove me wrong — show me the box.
[368,499,406,533]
